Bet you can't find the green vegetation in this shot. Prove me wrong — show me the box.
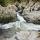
[32,0,40,2]
[0,0,18,6]
[0,0,29,6]
[0,0,10,6]
[0,0,40,7]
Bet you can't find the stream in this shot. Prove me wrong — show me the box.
[0,9,40,38]
[0,11,40,31]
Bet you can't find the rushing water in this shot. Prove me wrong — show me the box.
[0,12,40,31]
[0,11,40,38]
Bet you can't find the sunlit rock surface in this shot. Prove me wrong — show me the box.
[22,1,40,24]
[0,5,17,23]
[32,2,40,11]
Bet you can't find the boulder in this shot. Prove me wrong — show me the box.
[7,4,17,11]
[15,31,40,40]
[23,0,35,12]
[22,1,40,24]
[0,5,17,23]
[22,10,40,24]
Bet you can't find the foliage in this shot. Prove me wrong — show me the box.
[0,0,40,6]
[0,0,14,6]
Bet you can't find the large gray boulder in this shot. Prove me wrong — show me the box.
[22,10,40,24]
[22,2,40,24]
[0,5,17,23]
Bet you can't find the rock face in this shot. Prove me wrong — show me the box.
[0,5,17,23]
[22,11,40,24]
[22,1,40,24]
[14,31,40,40]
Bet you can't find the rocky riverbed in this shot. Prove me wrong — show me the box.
[0,0,40,40]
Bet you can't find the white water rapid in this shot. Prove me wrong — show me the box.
[0,12,40,31]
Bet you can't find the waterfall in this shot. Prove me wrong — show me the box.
[16,12,26,22]
[16,12,40,31]
[0,12,26,29]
